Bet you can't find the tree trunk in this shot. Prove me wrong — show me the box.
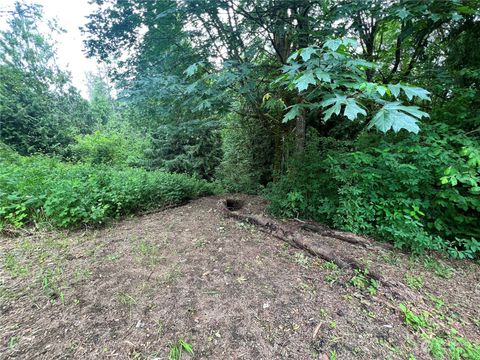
[295,109,306,151]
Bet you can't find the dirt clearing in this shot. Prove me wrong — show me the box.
[1,195,479,359]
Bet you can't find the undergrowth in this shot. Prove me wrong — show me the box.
[399,303,480,360]
[0,149,213,229]
[267,124,480,258]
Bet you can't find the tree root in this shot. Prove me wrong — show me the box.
[219,199,418,302]
[298,222,395,251]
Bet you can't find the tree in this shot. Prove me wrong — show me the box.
[0,2,94,154]
[82,0,478,178]
[86,71,116,125]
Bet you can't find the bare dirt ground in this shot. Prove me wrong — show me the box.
[1,195,479,360]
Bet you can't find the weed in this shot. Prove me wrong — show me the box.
[430,337,445,359]
[74,268,93,282]
[194,239,207,248]
[4,252,28,277]
[133,239,161,268]
[323,261,342,285]
[330,349,337,360]
[161,265,183,284]
[117,291,137,307]
[8,336,18,350]
[0,155,213,229]
[266,126,480,258]
[154,320,164,336]
[323,261,338,270]
[423,256,454,278]
[382,252,400,265]
[236,276,247,284]
[427,294,445,310]
[350,268,379,295]
[168,339,194,360]
[368,279,380,295]
[325,273,338,284]
[299,281,315,294]
[405,274,424,290]
[130,350,143,359]
[40,268,63,301]
[105,253,121,262]
[400,304,480,360]
[399,303,430,330]
[116,291,137,318]
[292,252,310,267]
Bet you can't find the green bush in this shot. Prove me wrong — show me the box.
[147,120,221,180]
[217,113,274,193]
[0,152,212,228]
[267,125,480,258]
[69,129,149,167]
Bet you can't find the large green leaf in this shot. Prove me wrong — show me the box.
[323,101,342,120]
[320,95,346,121]
[388,84,401,98]
[283,104,302,123]
[287,51,300,63]
[185,63,200,77]
[401,85,431,101]
[281,62,302,75]
[396,7,410,20]
[300,47,317,62]
[344,99,367,120]
[314,69,331,82]
[368,102,429,133]
[323,39,343,51]
[294,71,317,92]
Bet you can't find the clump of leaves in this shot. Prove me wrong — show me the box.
[405,274,424,290]
[278,38,431,133]
[350,268,379,295]
[399,303,431,331]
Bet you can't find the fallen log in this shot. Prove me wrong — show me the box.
[299,222,395,251]
[219,198,417,302]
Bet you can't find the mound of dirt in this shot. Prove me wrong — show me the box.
[1,195,479,359]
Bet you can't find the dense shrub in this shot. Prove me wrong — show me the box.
[69,129,149,167]
[217,114,274,193]
[147,120,221,180]
[0,152,212,228]
[267,125,480,258]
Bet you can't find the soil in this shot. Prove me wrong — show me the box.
[1,195,479,359]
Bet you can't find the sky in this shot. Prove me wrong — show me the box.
[0,0,99,97]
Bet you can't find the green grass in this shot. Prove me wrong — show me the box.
[168,339,194,360]
[399,303,480,360]
[405,274,424,290]
[422,256,454,278]
[350,268,380,295]
[132,238,162,268]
